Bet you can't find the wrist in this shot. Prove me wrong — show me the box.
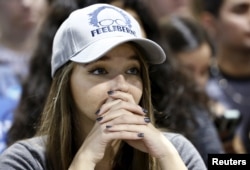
[69,153,96,170]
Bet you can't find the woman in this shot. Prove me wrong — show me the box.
[6,0,161,149]
[0,4,206,170]
[158,16,214,90]
[7,0,82,148]
[151,16,224,166]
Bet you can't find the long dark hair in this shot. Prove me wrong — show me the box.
[150,16,214,137]
[159,16,214,55]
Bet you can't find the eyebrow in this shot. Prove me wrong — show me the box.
[85,54,140,66]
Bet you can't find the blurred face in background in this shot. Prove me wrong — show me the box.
[147,0,193,19]
[176,43,212,89]
[0,0,48,37]
[215,0,250,50]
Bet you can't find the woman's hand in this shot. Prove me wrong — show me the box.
[69,90,187,170]
[100,90,187,169]
[69,90,147,170]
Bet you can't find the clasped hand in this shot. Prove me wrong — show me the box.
[69,90,175,169]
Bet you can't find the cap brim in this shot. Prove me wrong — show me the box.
[70,36,166,64]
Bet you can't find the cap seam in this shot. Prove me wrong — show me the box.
[68,18,77,54]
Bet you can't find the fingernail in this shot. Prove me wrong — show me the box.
[95,109,100,115]
[142,108,148,114]
[96,117,103,121]
[144,117,150,123]
[107,90,114,95]
[138,133,144,137]
[106,125,112,128]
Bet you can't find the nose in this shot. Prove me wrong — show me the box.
[110,74,129,93]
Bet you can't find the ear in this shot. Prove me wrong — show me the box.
[199,12,218,41]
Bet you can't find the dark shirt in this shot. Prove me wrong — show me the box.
[206,71,250,153]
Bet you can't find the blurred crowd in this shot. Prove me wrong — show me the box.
[0,0,249,167]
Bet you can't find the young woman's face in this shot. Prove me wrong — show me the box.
[70,43,143,122]
[176,43,212,89]
[216,0,250,49]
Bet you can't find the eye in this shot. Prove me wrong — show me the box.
[126,67,141,75]
[232,4,249,14]
[89,68,108,75]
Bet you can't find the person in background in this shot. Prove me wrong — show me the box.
[150,16,225,166]
[6,0,87,148]
[159,16,213,91]
[0,0,49,153]
[0,4,206,170]
[0,0,49,82]
[192,0,250,153]
[146,0,195,21]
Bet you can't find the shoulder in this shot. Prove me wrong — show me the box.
[0,136,46,170]
[163,132,197,152]
[163,132,207,170]
[163,132,199,145]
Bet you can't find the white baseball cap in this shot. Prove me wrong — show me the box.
[51,3,166,77]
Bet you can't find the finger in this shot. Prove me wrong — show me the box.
[104,131,144,140]
[107,90,136,104]
[98,111,150,125]
[97,99,146,117]
[105,124,148,133]
[95,99,121,115]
